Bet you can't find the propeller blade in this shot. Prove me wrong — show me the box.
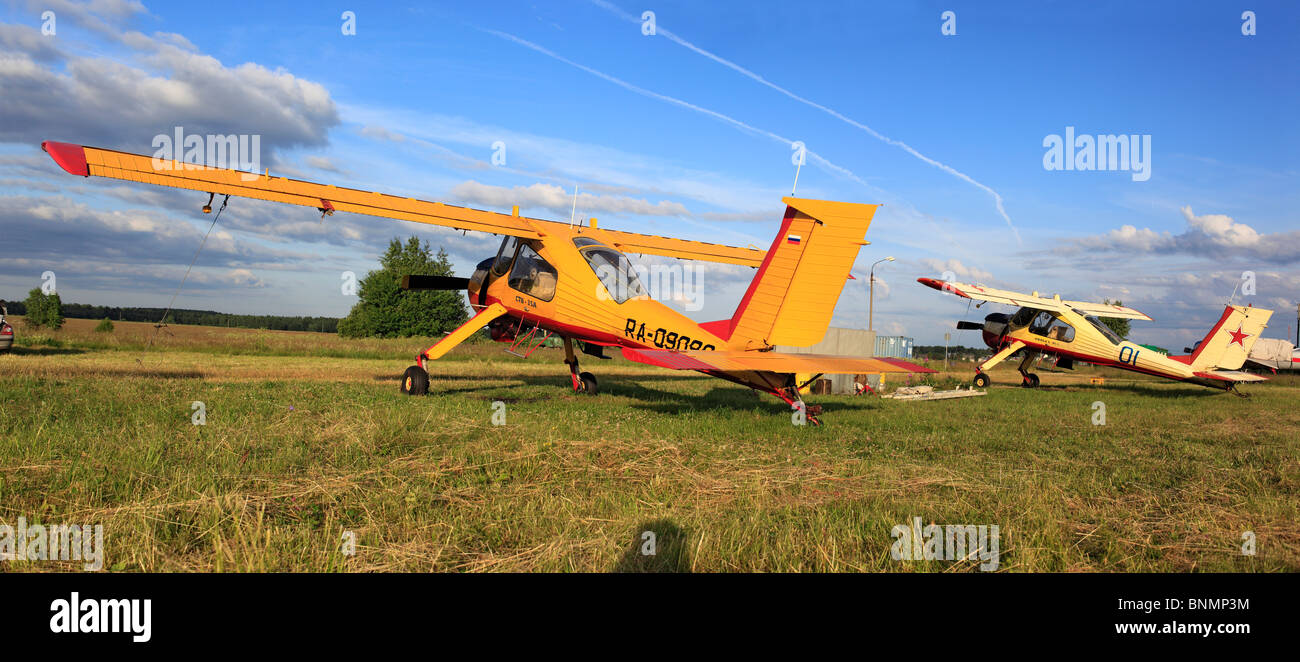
[401,275,470,291]
[956,321,983,330]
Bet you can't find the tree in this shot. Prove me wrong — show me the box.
[337,237,468,338]
[23,288,64,330]
[1098,298,1130,340]
[94,317,115,333]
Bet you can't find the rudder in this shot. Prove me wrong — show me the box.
[721,197,878,349]
[1188,305,1273,371]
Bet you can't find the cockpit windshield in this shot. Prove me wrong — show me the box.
[1010,307,1041,327]
[492,236,519,274]
[573,238,647,303]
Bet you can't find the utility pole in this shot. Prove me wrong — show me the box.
[944,332,950,371]
[868,256,895,332]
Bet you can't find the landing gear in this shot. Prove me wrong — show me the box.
[973,373,990,388]
[563,337,598,395]
[578,371,598,395]
[774,385,822,426]
[1017,349,1041,388]
[401,365,429,396]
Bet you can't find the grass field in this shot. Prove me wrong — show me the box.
[1,317,1297,572]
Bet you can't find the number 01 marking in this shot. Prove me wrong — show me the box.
[1119,346,1140,365]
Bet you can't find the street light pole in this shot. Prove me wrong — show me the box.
[868,256,895,332]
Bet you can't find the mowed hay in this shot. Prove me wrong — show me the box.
[0,323,1296,572]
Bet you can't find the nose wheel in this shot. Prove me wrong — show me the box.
[401,365,429,395]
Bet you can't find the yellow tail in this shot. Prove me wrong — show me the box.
[1189,305,1273,371]
[716,197,877,349]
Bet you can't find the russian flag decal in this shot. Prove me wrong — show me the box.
[786,234,801,245]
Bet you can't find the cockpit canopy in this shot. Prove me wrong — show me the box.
[573,237,647,303]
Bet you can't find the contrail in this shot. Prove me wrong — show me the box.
[589,0,1021,245]
[482,29,885,196]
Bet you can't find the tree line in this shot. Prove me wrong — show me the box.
[4,296,340,333]
[5,236,469,337]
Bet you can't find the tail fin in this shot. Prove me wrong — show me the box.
[717,197,877,349]
[1188,305,1273,370]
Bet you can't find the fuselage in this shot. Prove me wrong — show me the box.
[466,232,726,353]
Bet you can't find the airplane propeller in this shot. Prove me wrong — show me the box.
[956,321,984,330]
[401,275,471,291]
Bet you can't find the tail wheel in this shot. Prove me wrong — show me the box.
[1022,373,1040,388]
[401,365,429,396]
[578,371,598,395]
[973,373,990,388]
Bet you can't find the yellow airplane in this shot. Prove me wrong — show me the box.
[42,141,934,424]
[918,277,1273,394]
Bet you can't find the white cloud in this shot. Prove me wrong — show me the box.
[1061,206,1300,264]
[916,258,994,283]
[0,22,339,154]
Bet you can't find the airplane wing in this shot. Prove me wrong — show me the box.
[1059,300,1152,320]
[916,278,1068,312]
[917,278,1152,320]
[41,141,766,268]
[621,348,936,375]
[588,228,764,267]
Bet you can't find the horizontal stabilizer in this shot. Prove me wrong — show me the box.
[1194,370,1269,383]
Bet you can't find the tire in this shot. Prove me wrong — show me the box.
[578,371,598,395]
[1023,373,1040,388]
[401,365,429,396]
[973,373,990,388]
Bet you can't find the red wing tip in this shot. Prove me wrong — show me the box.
[42,141,90,177]
[917,277,965,298]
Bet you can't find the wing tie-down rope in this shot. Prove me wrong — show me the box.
[146,194,230,351]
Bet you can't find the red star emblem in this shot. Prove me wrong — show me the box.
[1227,325,1250,346]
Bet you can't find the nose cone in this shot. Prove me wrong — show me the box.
[468,257,495,304]
[979,312,1010,348]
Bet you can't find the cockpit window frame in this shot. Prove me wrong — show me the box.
[492,236,520,276]
[573,240,648,304]
[507,243,558,302]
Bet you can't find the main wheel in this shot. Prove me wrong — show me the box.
[973,373,990,388]
[578,371,598,395]
[401,365,429,396]
[1022,373,1040,388]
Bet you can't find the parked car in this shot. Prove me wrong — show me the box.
[0,300,12,353]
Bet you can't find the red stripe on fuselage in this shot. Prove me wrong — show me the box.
[721,205,798,342]
[1190,306,1235,365]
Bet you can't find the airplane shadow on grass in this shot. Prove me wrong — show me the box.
[1021,383,1227,399]
[612,519,692,573]
[374,370,885,417]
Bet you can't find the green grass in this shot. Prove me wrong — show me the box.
[0,329,1296,572]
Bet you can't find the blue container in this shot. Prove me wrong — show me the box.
[874,335,915,358]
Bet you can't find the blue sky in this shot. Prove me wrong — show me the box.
[1,0,1297,347]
